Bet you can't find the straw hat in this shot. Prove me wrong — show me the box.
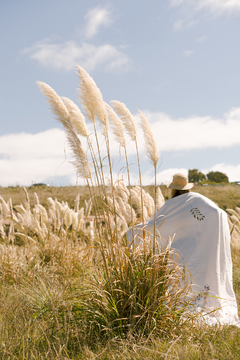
[167,173,193,190]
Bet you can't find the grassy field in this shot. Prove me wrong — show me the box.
[0,185,240,359]
[1,183,240,210]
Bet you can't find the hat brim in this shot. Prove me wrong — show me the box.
[167,183,194,190]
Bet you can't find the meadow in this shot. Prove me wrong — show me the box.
[2,182,240,211]
[0,184,240,359]
[1,66,240,359]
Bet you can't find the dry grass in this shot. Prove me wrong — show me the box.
[0,185,239,358]
[193,184,240,210]
[0,185,92,210]
[2,183,240,211]
[1,66,239,358]
[0,185,239,359]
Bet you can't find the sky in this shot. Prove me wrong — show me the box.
[1,0,240,187]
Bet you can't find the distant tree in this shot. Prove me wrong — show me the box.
[188,169,206,183]
[206,171,229,183]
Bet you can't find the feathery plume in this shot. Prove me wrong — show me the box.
[85,198,92,217]
[117,180,130,203]
[14,205,26,215]
[0,196,10,217]
[37,81,91,180]
[38,204,49,224]
[125,203,137,225]
[138,110,160,253]
[64,208,72,229]
[144,192,155,217]
[37,82,70,126]
[138,110,160,168]
[47,197,56,211]
[78,207,84,221]
[67,129,92,180]
[74,194,80,213]
[34,193,40,206]
[62,97,89,137]
[105,103,126,148]
[110,100,137,142]
[236,207,240,216]
[130,188,142,215]
[71,210,78,231]
[156,187,165,210]
[23,187,30,211]
[76,66,108,136]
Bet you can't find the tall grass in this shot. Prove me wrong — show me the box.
[36,67,203,340]
[0,67,240,358]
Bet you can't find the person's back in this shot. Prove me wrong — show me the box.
[127,174,239,326]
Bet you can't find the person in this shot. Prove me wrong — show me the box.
[127,173,239,326]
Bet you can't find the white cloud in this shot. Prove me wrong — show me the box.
[183,50,194,56]
[173,19,198,31]
[171,0,185,5]
[141,107,240,152]
[85,6,113,39]
[170,0,240,15]
[157,168,189,185]
[197,0,240,14]
[157,164,240,183]
[173,19,184,31]
[23,39,129,72]
[202,163,240,182]
[2,107,240,186]
[0,129,77,187]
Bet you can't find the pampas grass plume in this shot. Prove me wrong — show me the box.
[110,100,137,142]
[156,187,165,210]
[105,103,126,148]
[138,110,160,168]
[37,81,69,125]
[76,66,108,136]
[62,97,89,137]
[69,135,92,180]
[37,81,92,182]
[117,180,130,203]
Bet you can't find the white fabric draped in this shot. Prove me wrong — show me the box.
[127,192,239,326]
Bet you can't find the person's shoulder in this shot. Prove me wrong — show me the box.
[188,191,214,203]
[189,192,223,212]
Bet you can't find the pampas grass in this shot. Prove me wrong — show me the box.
[139,109,160,253]
[62,96,89,137]
[37,81,70,126]
[138,110,159,168]
[110,100,137,142]
[77,65,108,137]
[110,100,146,233]
[23,65,234,357]
[227,208,240,249]
[156,186,165,210]
[37,81,92,183]
[105,102,126,148]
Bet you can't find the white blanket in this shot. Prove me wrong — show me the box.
[127,192,239,326]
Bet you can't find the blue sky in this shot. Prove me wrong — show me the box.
[1,0,240,186]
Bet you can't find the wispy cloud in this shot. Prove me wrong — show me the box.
[84,6,113,39]
[196,35,207,42]
[23,39,129,72]
[173,19,198,31]
[170,0,240,15]
[182,50,194,56]
[173,19,184,31]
